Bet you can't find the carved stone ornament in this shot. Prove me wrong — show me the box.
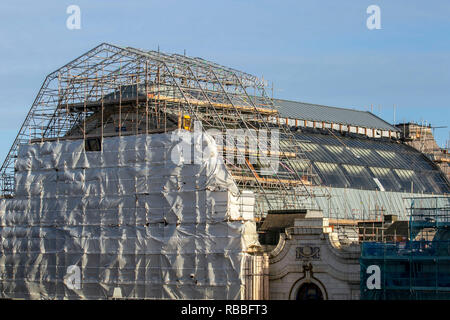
[296,246,320,260]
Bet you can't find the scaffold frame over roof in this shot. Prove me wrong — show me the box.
[0,43,324,215]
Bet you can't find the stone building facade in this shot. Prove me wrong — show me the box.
[267,212,361,300]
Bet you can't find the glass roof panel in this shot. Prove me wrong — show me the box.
[287,131,449,194]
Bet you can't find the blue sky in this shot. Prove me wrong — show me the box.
[0,0,449,162]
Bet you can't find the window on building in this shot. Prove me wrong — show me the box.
[393,169,425,193]
[314,162,349,187]
[85,137,102,152]
[369,167,402,192]
[296,283,324,300]
[342,164,377,189]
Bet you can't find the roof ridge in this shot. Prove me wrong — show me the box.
[273,98,373,115]
[273,98,398,131]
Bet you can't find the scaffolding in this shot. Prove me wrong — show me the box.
[397,122,450,182]
[360,196,450,300]
[0,43,325,216]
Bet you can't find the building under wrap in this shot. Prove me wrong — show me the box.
[0,131,259,299]
[0,43,448,299]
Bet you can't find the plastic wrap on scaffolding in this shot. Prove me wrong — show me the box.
[0,130,258,299]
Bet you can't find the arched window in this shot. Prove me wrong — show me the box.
[296,282,324,300]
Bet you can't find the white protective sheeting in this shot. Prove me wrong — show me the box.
[0,130,257,299]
